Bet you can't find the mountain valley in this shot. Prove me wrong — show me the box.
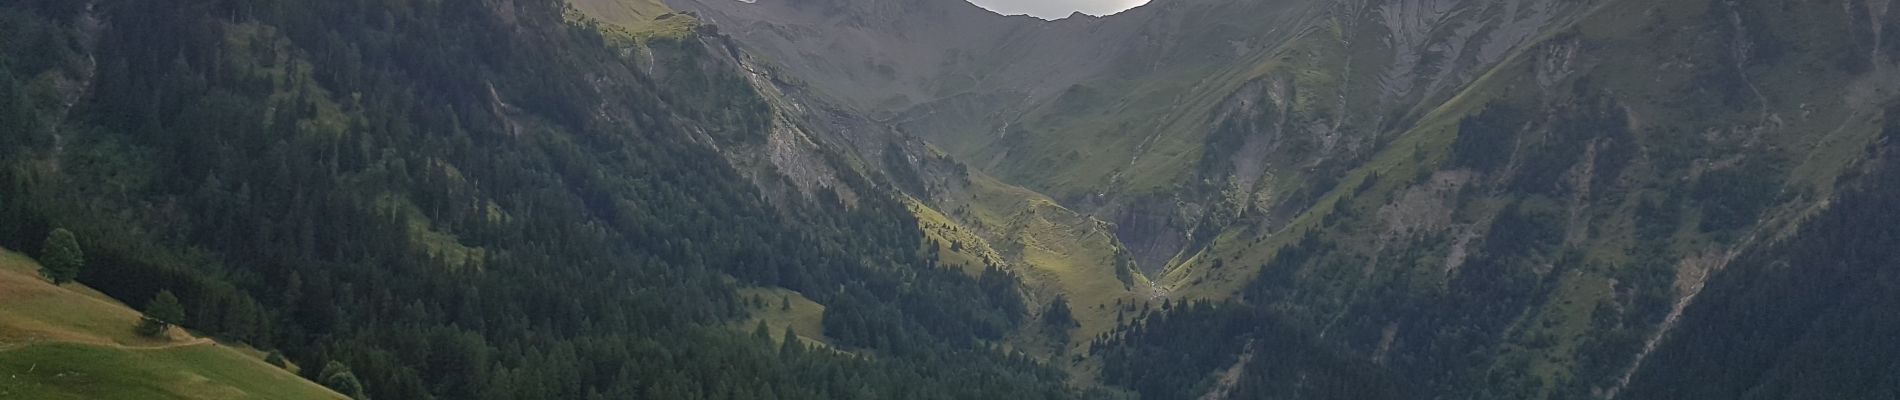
[3,0,1899,398]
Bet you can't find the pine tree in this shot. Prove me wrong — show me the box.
[780,327,803,358]
[38,228,82,285]
[754,321,774,345]
[1044,295,1077,328]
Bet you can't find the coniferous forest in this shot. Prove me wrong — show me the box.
[0,0,1090,398]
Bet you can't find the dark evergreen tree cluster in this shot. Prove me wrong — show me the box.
[1448,103,1526,172]
[1691,159,1784,234]
[1092,300,1402,400]
[0,0,1083,398]
[1044,294,1076,329]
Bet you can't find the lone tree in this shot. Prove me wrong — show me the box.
[1044,295,1078,345]
[753,320,774,345]
[779,326,804,358]
[320,361,370,400]
[138,290,186,337]
[38,228,82,285]
[1045,294,1077,328]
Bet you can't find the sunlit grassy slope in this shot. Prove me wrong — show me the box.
[0,249,345,400]
[735,287,830,348]
[916,172,1153,356]
[567,0,672,27]
[909,196,1008,276]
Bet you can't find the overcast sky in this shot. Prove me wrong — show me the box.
[963,0,1151,20]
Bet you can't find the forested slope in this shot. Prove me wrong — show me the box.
[0,0,1095,398]
[1621,111,1900,399]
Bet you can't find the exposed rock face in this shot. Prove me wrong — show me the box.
[1110,194,1188,276]
[658,0,1900,398]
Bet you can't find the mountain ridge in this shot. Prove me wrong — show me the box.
[660,0,1900,397]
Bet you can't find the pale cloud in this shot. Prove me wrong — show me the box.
[963,0,1151,20]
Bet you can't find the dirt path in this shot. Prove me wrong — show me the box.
[113,337,216,351]
[0,334,216,353]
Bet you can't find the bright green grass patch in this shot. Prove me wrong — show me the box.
[1523,271,1614,394]
[0,248,342,400]
[566,0,672,29]
[0,249,171,348]
[0,343,344,400]
[958,175,1148,349]
[907,197,1006,276]
[919,171,1149,359]
[735,287,829,348]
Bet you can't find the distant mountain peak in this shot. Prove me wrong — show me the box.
[963,0,1150,20]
